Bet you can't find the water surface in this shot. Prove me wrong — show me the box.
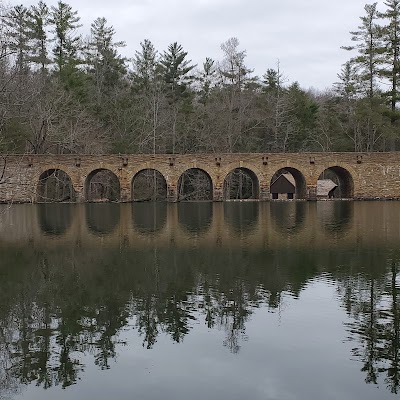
[0,202,399,400]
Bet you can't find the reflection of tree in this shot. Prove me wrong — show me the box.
[382,262,400,393]
[339,258,400,393]
[133,249,197,348]
[196,258,260,353]
[164,292,196,343]
[55,330,83,389]
[10,289,39,385]
[0,318,21,400]
[0,239,345,391]
[93,300,129,370]
[219,281,250,354]
[134,294,161,349]
[346,278,383,385]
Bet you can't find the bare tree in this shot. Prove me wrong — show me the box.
[0,154,6,185]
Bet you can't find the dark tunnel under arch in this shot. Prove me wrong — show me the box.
[318,166,354,199]
[37,169,75,203]
[223,167,260,200]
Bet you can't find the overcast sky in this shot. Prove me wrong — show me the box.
[16,0,374,90]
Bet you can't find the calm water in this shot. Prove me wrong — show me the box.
[0,201,400,400]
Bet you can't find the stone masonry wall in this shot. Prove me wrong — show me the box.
[1,152,400,202]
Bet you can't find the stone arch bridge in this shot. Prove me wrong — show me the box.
[1,152,400,202]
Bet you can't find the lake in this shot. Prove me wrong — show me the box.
[0,201,399,400]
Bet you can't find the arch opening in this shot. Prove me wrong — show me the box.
[85,169,120,202]
[178,168,213,201]
[132,169,167,202]
[223,168,259,200]
[37,169,75,203]
[317,166,354,199]
[270,168,306,200]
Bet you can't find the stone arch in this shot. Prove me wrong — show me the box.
[269,167,307,200]
[177,168,213,201]
[86,203,120,235]
[317,165,354,199]
[132,168,167,201]
[85,168,121,202]
[36,168,75,202]
[223,167,260,200]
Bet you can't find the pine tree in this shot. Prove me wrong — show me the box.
[342,3,384,99]
[131,39,166,153]
[197,57,217,105]
[334,61,361,101]
[160,42,195,104]
[26,1,50,73]
[49,1,82,75]
[132,39,159,91]
[86,17,126,103]
[262,63,289,151]
[159,42,195,153]
[4,5,30,73]
[379,0,400,119]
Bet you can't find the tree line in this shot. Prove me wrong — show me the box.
[0,0,399,156]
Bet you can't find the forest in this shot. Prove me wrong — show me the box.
[0,0,399,157]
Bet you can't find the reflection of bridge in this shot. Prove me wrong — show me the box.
[1,152,400,202]
[1,202,399,250]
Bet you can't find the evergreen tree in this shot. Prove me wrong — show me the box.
[49,1,82,76]
[160,42,195,104]
[160,42,195,153]
[197,57,217,105]
[130,39,166,153]
[4,5,30,73]
[342,3,384,99]
[263,68,282,94]
[261,64,288,151]
[27,1,50,73]
[132,39,159,91]
[286,83,319,151]
[334,61,361,101]
[379,0,400,120]
[86,17,126,103]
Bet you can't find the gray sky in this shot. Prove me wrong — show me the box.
[17,0,372,90]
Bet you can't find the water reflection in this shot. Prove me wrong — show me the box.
[15,202,367,245]
[132,202,167,235]
[337,258,400,394]
[37,204,74,236]
[177,202,213,234]
[86,203,120,235]
[318,201,353,234]
[270,201,307,234]
[1,202,400,399]
[224,202,259,234]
